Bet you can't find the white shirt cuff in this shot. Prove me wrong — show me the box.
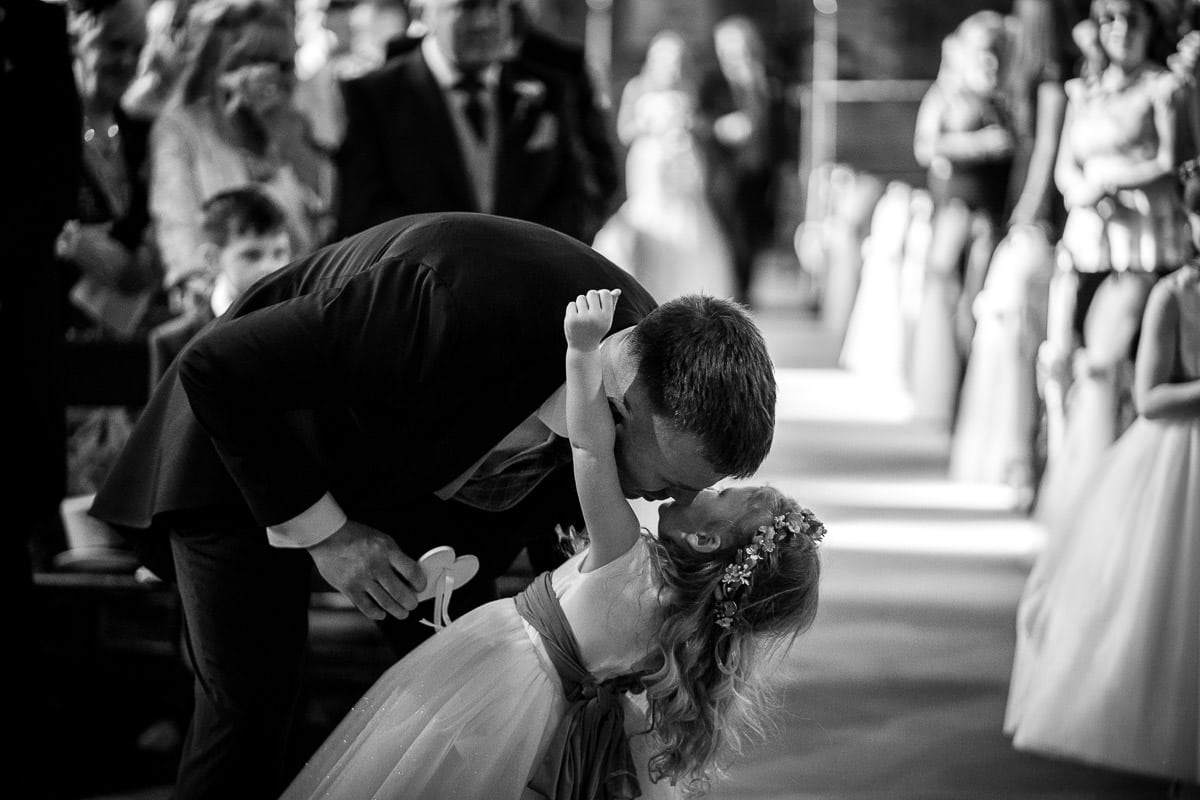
[266,493,347,549]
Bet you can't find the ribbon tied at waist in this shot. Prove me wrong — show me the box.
[515,571,646,800]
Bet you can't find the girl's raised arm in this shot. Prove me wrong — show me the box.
[564,290,641,569]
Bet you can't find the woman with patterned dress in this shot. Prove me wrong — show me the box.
[1035,0,1190,524]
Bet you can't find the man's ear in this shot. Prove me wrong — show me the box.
[608,396,629,425]
[683,529,722,553]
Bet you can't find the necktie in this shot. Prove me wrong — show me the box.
[453,433,572,512]
[453,71,487,142]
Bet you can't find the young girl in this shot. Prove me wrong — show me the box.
[1005,165,1200,782]
[280,289,825,799]
[912,10,1015,427]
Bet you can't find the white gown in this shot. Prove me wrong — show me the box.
[593,88,735,302]
[280,539,681,799]
[1005,269,1200,781]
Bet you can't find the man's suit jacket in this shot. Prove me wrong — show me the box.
[91,213,656,537]
[147,306,215,393]
[335,47,590,241]
[516,27,620,244]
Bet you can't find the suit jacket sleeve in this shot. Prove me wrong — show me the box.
[178,259,459,526]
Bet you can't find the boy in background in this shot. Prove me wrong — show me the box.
[149,186,292,388]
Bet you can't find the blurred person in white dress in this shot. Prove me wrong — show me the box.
[1005,160,1200,787]
[592,31,735,302]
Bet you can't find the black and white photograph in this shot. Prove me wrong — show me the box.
[4,0,1199,797]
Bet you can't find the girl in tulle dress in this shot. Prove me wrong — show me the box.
[912,11,1015,427]
[280,289,825,800]
[593,32,736,302]
[1005,165,1200,783]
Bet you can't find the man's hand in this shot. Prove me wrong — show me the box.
[306,520,427,621]
[564,288,621,351]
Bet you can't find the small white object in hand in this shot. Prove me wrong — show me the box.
[415,546,480,631]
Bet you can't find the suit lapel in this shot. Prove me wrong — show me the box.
[400,54,479,210]
[495,65,544,213]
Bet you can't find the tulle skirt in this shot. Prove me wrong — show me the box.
[280,598,678,799]
[1005,417,1200,781]
[949,227,1052,488]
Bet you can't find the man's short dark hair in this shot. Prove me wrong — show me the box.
[630,294,775,477]
[200,186,288,248]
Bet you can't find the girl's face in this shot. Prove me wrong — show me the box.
[1095,0,1151,66]
[657,486,763,548]
[957,27,1001,94]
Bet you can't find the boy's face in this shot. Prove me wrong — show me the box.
[217,231,292,296]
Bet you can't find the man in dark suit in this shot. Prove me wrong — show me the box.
[699,15,792,307]
[91,212,777,799]
[503,0,619,243]
[335,0,593,241]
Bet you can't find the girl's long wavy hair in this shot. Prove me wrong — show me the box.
[639,486,823,796]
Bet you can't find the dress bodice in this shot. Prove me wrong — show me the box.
[1058,67,1190,272]
[551,537,660,683]
[1065,67,1169,165]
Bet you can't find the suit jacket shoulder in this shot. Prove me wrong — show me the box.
[92,214,656,531]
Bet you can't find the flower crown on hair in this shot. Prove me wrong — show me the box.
[714,508,826,629]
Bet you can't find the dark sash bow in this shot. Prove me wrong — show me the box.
[515,571,643,800]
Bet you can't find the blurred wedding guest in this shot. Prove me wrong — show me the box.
[912,10,1015,428]
[0,0,80,794]
[148,186,291,388]
[58,0,169,342]
[120,0,185,122]
[838,180,920,387]
[1005,161,1200,789]
[793,163,884,335]
[505,0,619,244]
[336,0,591,241]
[292,0,410,153]
[699,15,787,306]
[1036,0,1188,523]
[949,0,1079,506]
[151,0,332,303]
[592,30,734,301]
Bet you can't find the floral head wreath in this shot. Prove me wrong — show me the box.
[714,507,826,629]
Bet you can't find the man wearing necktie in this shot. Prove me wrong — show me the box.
[336,0,592,241]
[91,213,778,798]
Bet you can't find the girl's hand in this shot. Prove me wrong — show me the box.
[564,289,621,352]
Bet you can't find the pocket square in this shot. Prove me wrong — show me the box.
[524,113,558,152]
